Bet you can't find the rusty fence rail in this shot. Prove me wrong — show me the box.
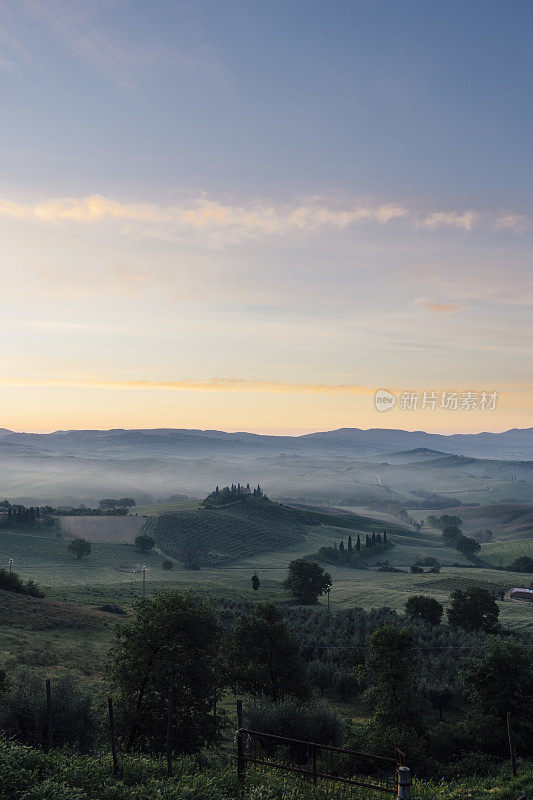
[236,727,409,797]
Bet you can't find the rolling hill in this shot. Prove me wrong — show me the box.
[143,495,308,567]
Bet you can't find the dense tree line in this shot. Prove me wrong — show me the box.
[317,531,391,567]
[0,499,135,530]
[202,483,265,508]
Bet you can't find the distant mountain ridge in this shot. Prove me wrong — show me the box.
[0,426,532,460]
[1,425,531,505]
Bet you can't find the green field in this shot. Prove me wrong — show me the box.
[481,537,533,567]
[1,508,531,634]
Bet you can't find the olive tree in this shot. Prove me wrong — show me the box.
[110,590,221,753]
[283,559,331,604]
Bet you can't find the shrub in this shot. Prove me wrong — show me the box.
[0,569,44,597]
[245,695,344,755]
[67,539,92,560]
[98,604,126,615]
[410,565,424,574]
[135,534,155,553]
[305,661,334,695]
[0,671,99,750]
[405,595,443,626]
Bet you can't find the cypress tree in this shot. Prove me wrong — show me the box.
[347,535,352,553]
[356,534,361,552]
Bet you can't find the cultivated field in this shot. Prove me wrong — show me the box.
[58,515,146,543]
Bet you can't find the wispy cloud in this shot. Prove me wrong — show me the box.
[0,192,527,245]
[417,210,478,231]
[415,298,464,313]
[10,0,219,87]
[496,213,529,233]
[0,374,374,395]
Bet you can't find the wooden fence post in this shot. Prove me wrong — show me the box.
[506,712,517,777]
[107,697,119,776]
[397,766,411,800]
[166,687,174,778]
[45,679,52,753]
[236,700,245,785]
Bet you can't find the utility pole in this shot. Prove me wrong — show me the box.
[326,585,331,613]
[9,558,13,573]
[142,565,146,599]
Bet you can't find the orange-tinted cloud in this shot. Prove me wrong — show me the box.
[421,301,463,313]
[0,374,374,395]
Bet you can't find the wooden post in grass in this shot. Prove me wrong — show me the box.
[236,699,245,785]
[507,712,517,777]
[166,687,174,778]
[45,679,52,753]
[397,766,411,800]
[107,696,119,776]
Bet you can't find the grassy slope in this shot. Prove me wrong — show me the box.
[144,497,307,566]
[410,502,533,569]
[1,501,531,638]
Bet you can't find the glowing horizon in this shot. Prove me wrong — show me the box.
[0,1,531,434]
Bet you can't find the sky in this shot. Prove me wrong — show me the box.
[0,0,531,435]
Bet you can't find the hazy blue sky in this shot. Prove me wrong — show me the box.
[0,0,531,433]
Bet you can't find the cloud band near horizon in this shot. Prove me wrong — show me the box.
[0,193,527,242]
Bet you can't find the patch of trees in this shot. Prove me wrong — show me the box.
[0,499,136,525]
[67,538,92,560]
[411,557,441,574]
[405,595,443,626]
[410,490,464,509]
[507,555,533,573]
[202,482,265,507]
[455,534,481,556]
[428,514,463,530]
[317,531,391,568]
[0,568,44,597]
[0,587,530,780]
[135,534,155,553]
[99,498,136,510]
[283,560,331,604]
[223,602,308,700]
[447,587,499,633]
[437,519,482,558]
[109,591,220,753]
[0,502,45,530]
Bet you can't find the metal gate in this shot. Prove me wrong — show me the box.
[236,727,408,797]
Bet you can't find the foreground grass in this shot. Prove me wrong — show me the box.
[0,738,531,800]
